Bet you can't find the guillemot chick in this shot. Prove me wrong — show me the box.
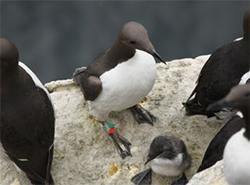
[131,135,191,185]
[184,9,250,117]
[207,84,250,185]
[0,38,55,185]
[73,21,166,159]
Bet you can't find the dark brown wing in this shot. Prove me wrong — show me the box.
[185,40,249,116]
[73,67,102,101]
[73,46,129,101]
[72,49,111,101]
[1,86,55,185]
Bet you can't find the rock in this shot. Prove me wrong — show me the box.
[10,179,20,185]
[188,161,228,185]
[0,55,226,185]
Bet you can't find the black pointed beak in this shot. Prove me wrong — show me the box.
[144,155,155,165]
[206,99,233,114]
[144,158,151,165]
[151,49,166,64]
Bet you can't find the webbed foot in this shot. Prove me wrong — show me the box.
[130,104,156,125]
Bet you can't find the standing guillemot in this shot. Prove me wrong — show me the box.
[0,38,55,185]
[196,75,250,173]
[73,21,165,159]
[131,135,191,185]
[207,84,250,185]
[183,9,250,117]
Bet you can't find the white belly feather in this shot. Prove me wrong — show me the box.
[89,49,156,121]
[223,129,250,185]
[150,154,184,177]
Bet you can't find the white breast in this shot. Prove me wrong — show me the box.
[89,49,157,121]
[223,129,250,185]
[239,71,250,85]
[150,154,184,177]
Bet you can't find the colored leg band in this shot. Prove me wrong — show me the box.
[103,121,116,136]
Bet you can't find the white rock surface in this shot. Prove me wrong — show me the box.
[0,55,227,185]
[188,161,227,185]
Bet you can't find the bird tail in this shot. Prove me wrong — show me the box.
[25,145,54,185]
[183,98,203,114]
[29,173,54,185]
[182,85,210,116]
[10,157,54,185]
[185,83,198,103]
[131,168,152,185]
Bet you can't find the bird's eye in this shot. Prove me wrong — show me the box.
[130,41,136,45]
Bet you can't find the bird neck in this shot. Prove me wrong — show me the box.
[108,40,135,63]
[1,67,19,93]
[1,69,18,81]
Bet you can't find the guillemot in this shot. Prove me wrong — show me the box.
[184,9,250,117]
[131,135,191,185]
[207,84,250,185]
[197,76,250,173]
[0,38,55,185]
[197,114,244,172]
[73,21,165,158]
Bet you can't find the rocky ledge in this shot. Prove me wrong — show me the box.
[188,161,227,185]
[0,55,227,185]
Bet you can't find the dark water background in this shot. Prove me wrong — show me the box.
[1,1,249,83]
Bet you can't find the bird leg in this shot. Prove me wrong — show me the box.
[171,173,188,185]
[130,104,156,125]
[102,121,132,159]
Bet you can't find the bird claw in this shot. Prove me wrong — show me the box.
[130,104,156,125]
[103,121,131,159]
[111,132,132,159]
[120,150,131,159]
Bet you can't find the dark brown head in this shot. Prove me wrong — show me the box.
[0,38,19,76]
[118,21,165,64]
[224,84,250,111]
[207,84,250,116]
[207,84,250,139]
[243,9,250,40]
